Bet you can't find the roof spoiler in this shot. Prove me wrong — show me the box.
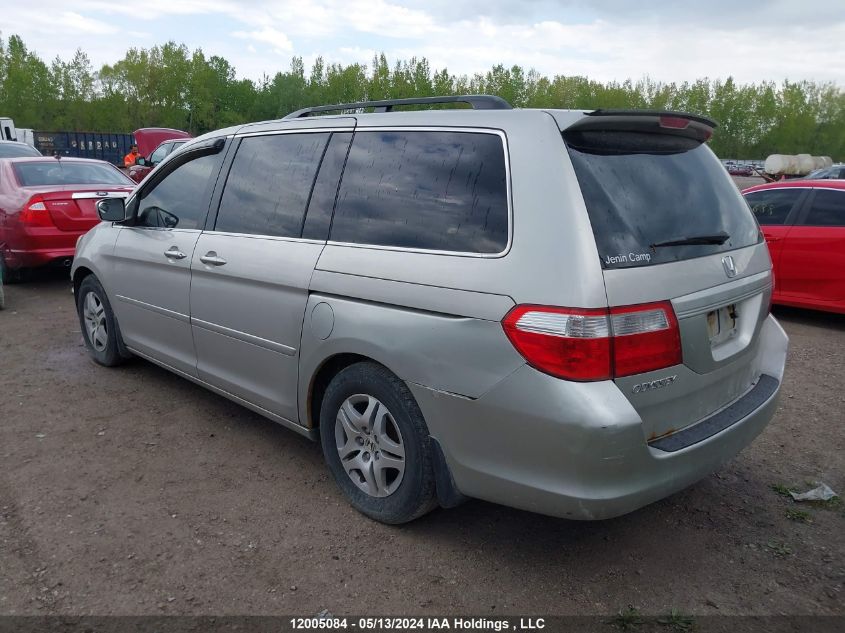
[566,109,717,144]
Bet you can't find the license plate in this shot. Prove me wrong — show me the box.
[707,304,738,343]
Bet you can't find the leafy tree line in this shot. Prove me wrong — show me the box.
[1,34,843,159]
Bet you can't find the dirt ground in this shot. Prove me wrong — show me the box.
[1,264,843,618]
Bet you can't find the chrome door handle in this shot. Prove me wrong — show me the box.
[164,246,187,260]
[199,251,227,266]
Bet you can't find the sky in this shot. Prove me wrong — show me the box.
[2,0,844,85]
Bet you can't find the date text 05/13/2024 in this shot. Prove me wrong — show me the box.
[290,617,547,631]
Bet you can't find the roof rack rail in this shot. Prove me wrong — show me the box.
[284,94,512,119]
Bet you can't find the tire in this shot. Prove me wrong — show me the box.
[76,275,130,367]
[320,362,437,524]
[0,255,24,285]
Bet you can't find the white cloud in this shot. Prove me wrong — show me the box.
[232,26,293,53]
[0,0,843,85]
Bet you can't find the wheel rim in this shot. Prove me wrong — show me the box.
[82,291,108,352]
[334,394,406,498]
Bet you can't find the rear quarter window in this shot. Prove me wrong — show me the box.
[330,130,509,254]
[565,132,761,268]
[804,189,845,226]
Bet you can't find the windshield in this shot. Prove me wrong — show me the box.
[0,143,41,158]
[14,161,133,187]
[565,131,761,269]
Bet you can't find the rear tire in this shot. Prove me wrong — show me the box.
[76,275,129,367]
[0,255,25,284]
[320,362,437,524]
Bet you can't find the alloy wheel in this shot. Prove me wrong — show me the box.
[334,394,406,498]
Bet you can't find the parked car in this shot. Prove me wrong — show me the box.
[0,140,42,158]
[0,157,134,280]
[728,163,753,176]
[126,128,192,183]
[743,179,845,314]
[72,96,788,524]
[803,164,845,180]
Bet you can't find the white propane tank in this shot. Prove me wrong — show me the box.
[796,154,815,173]
[764,154,833,176]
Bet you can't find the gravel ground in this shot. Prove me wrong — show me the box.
[0,262,843,618]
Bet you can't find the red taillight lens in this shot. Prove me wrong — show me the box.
[20,196,54,227]
[502,306,612,381]
[502,301,681,381]
[610,302,681,377]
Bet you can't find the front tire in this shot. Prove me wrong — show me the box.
[76,275,128,367]
[320,362,437,524]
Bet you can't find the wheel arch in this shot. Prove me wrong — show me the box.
[72,265,95,298]
[307,352,379,429]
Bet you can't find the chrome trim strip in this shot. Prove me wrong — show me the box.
[673,272,772,319]
[114,295,189,323]
[125,346,316,439]
[71,191,131,199]
[190,317,296,356]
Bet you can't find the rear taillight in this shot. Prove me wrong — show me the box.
[502,301,681,381]
[20,196,54,227]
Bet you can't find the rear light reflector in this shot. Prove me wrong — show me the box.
[20,196,54,227]
[502,301,681,381]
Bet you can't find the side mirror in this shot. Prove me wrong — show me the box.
[97,197,130,222]
[135,157,148,166]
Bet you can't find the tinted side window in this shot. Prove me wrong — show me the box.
[804,189,845,227]
[744,189,803,226]
[215,132,329,238]
[330,131,509,254]
[137,153,221,229]
[302,132,352,241]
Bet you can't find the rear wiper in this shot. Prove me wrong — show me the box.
[650,232,730,248]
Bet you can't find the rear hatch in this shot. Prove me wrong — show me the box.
[562,111,774,443]
[26,186,133,232]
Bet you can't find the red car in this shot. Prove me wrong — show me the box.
[126,128,191,183]
[728,164,754,176]
[0,157,135,279]
[743,179,845,314]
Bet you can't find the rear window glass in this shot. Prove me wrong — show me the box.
[330,130,509,254]
[565,132,761,268]
[0,143,40,158]
[14,161,132,186]
[744,189,803,225]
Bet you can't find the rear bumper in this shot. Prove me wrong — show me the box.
[6,247,76,268]
[3,230,81,268]
[409,315,788,520]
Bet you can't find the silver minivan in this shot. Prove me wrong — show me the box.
[72,95,788,524]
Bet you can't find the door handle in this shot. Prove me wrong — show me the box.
[200,251,227,266]
[764,236,781,243]
[164,246,187,259]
